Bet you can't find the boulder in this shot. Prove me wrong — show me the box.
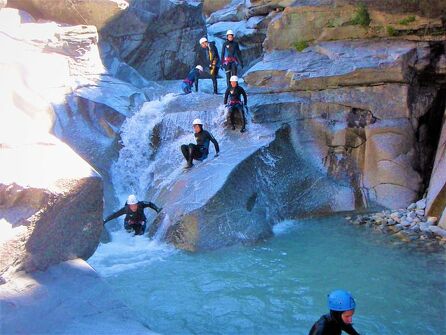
[425,109,446,218]
[7,0,129,30]
[0,136,103,275]
[203,0,232,17]
[363,120,421,209]
[101,0,207,80]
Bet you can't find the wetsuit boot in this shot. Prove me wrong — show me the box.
[240,106,247,133]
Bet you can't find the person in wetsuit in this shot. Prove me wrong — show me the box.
[180,118,220,169]
[182,65,204,94]
[224,75,247,133]
[199,37,220,95]
[221,30,243,87]
[309,290,361,335]
[103,194,162,236]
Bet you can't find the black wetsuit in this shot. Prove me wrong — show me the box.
[181,129,220,166]
[221,40,243,87]
[224,85,247,131]
[104,201,161,235]
[206,41,220,94]
[309,312,360,335]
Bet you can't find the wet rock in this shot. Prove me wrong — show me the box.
[416,198,427,209]
[415,209,425,217]
[407,202,417,210]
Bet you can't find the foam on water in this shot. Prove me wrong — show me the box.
[110,93,177,200]
[272,219,301,236]
[88,229,177,277]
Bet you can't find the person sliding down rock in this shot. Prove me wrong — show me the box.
[199,37,220,95]
[309,290,361,335]
[180,118,220,169]
[103,194,162,236]
[182,65,204,94]
[224,75,247,133]
[221,30,243,88]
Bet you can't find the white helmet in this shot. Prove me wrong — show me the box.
[230,75,238,82]
[192,118,203,126]
[127,194,138,205]
[226,30,234,36]
[196,65,204,72]
[199,37,208,44]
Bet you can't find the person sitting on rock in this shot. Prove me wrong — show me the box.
[309,290,361,335]
[224,75,247,133]
[182,65,204,94]
[221,30,243,87]
[103,194,162,236]
[199,37,220,95]
[180,118,219,169]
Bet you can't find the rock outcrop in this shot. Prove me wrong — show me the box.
[100,0,207,80]
[7,0,129,29]
[0,6,150,274]
[240,0,446,211]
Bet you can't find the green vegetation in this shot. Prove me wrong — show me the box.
[398,15,416,25]
[386,25,397,36]
[350,3,371,27]
[327,18,336,28]
[294,40,309,52]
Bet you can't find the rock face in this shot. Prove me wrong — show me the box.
[0,7,151,273]
[263,4,443,51]
[242,2,445,211]
[0,259,155,334]
[426,110,446,228]
[7,0,129,29]
[100,0,207,80]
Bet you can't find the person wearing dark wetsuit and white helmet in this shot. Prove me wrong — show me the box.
[180,118,220,169]
[309,290,361,335]
[103,194,162,236]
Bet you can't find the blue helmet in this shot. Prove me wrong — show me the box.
[328,290,356,311]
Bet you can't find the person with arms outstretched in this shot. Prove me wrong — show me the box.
[103,194,162,236]
[180,118,220,169]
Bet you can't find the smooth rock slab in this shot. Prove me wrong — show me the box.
[0,259,155,334]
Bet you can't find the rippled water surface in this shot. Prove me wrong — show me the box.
[89,216,446,335]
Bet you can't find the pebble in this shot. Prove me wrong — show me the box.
[415,209,425,217]
[408,203,417,210]
[407,211,417,219]
[416,199,427,210]
[427,216,438,224]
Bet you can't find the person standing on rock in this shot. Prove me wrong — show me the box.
[180,118,220,169]
[199,37,220,95]
[221,30,243,87]
[182,65,204,94]
[309,290,361,335]
[103,194,162,236]
[224,75,247,133]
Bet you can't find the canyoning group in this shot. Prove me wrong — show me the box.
[102,29,363,335]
